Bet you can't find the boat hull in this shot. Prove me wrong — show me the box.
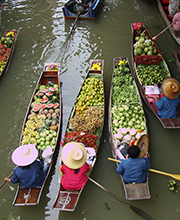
[63,0,103,19]
[156,0,180,45]
[108,57,151,200]
[131,24,180,129]
[12,63,62,206]
[0,30,19,82]
[53,59,105,211]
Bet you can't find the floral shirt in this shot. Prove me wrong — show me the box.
[169,0,180,17]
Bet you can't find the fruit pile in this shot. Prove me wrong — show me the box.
[133,27,170,86]
[0,31,16,76]
[21,81,60,151]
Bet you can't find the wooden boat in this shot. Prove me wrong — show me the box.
[53,59,105,211]
[0,4,3,26]
[156,0,180,45]
[131,23,180,128]
[108,57,151,200]
[173,50,180,71]
[63,0,103,19]
[0,29,19,82]
[12,63,62,206]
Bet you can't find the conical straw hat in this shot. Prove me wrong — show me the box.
[161,77,180,99]
[61,142,87,169]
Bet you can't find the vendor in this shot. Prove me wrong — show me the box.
[153,78,180,118]
[59,142,90,191]
[4,144,47,188]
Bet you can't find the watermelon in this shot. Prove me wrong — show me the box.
[41,98,48,103]
[36,92,43,98]
[47,104,54,109]
[33,103,41,108]
[45,92,53,97]
[53,103,59,109]
[49,87,57,93]
[32,106,40,113]
[41,104,47,110]
[40,89,48,94]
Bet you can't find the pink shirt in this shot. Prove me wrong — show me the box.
[60,162,90,190]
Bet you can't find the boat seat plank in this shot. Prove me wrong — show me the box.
[13,187,41,206]
[124,182,151,200]
[161,118,180,128]
[53,190,80,211]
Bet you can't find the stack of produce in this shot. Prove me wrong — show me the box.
[133,28,170,86]
[62,73,104,148]
[0,31,16,76]
[111,59,145,144]
[21,81,60,151]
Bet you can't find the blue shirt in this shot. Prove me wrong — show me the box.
[116,157,151,183]
[11,160,45,188]
[155,96,180,118]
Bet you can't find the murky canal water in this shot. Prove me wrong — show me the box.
[0,0,180,219]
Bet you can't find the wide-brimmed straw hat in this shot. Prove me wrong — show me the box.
[135,134,149,158]
[161,78,180,100]
[12,144,38,166]
[61,142,87,169]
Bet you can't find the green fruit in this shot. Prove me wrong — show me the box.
[147,51,153,55]
[135,36,140,41]
[137,48,143,55]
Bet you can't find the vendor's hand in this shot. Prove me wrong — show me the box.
[4,177,10,182]
[144,152,148,158]
[125,154,129,159]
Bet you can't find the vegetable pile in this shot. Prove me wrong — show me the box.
[21,80,60,151]
[0,31,16,76]
[111,59,146,144]
[133,29,170,86]
[61,68,104,151]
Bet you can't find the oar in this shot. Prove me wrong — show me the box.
[55,12,80,63]
[108,157,180,181]
[88,177,154,220]
[0,171,13,189]
[152,23,173,41]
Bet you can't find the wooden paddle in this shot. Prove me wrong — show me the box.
[0,171,13,189]
[108,157,180,181]
[152,23,173,41]
[88,177,154,220]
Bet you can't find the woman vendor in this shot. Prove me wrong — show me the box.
[153,77,180,118]
[59,142,90,191]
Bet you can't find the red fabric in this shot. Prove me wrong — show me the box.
[60,162,90,190]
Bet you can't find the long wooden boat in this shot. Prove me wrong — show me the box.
[53,59,105,211]
[12,63,62,206]
[63,0,103,19]
[0,4,3,26]
[0,29,19,82]
[108,57,151,200]
[156,0,180,45]
[173,50,180,71]
[131,23,180,128]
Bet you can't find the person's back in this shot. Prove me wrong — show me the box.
[116,145,151,184]
[11,160,45,188]
[60,162,90,190]
[60,142,90,191]
[155,78,180,118]
[155,96,180,118]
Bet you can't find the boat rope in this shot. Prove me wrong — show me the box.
[23,193,31,203]
[58,195,71,206]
